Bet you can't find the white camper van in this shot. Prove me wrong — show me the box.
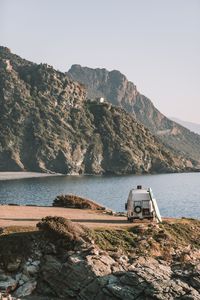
[125,185,162,223]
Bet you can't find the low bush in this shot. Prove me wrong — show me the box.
[37,216,89,243]
[53,194,105,210]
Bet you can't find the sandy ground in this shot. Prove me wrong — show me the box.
[0,205,135,228]
[0,172,62,181]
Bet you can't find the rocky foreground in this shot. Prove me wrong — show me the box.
[0,217,200,299]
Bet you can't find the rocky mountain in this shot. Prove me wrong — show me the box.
[0,46,199,174]
[0,216,200,299]
[171,117,200,136]
[68,65,200,163]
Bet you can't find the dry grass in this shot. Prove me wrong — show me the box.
[90,219,200,260]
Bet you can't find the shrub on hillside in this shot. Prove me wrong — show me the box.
[36,216,88,243]
[53,194,105,210]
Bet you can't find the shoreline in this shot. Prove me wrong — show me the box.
[0,170,200,182]
[0,171,63,181]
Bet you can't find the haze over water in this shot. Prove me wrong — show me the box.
[0,172,199,219]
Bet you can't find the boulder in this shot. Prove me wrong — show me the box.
[14,280,37,297]
[23,264,39,276]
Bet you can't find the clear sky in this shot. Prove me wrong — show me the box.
[1,0,200,123]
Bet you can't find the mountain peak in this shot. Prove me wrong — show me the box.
[68,64,138,107]
[69,64,127,79]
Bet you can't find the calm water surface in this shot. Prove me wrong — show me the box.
[0,173,200,219]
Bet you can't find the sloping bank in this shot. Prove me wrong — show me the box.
[0,217,200,299]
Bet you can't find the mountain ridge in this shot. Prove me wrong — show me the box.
[68,64,200,163]
[170,117,200,135]
[0,46,199,174]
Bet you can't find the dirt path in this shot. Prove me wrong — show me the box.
[0,205,135,228]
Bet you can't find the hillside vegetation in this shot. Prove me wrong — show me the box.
[0,46,199,174]
[69,64,200,163]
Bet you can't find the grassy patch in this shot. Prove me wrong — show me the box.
[159,220,200,248]
[90,219,200,257]
[89,228,137,251]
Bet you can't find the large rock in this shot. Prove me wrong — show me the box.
[23,264,39,276]
[14,280,37,298]
[36,252,200,300]
[0,275,17,291]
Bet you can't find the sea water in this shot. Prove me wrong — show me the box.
[0,172,199,219]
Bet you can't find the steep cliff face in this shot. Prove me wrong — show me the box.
[0,47,198,174]
[68,65,200,162]
[68,65,139,112]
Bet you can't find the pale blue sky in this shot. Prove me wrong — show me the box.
[1,0,200,123]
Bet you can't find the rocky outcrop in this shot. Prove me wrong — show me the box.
[68,64,200,163]
[68,65,139,112]
[53,194,106,210]
[0,217,200,299]
[36,252,200,300]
